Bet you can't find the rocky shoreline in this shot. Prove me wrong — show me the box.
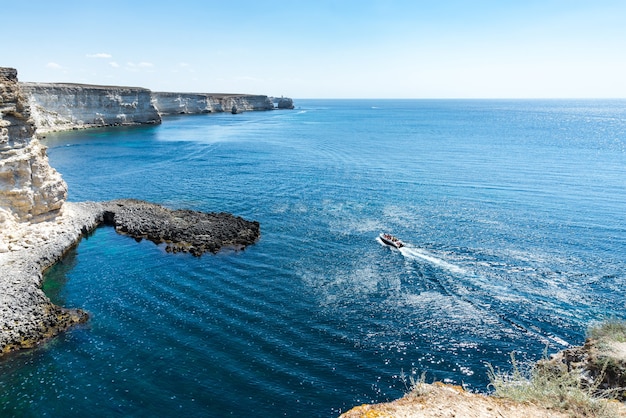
[0,202,101,354]
[1,67,261,355]
[0,199,260,355]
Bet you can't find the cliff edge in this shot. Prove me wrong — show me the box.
[1,67,89,352]
[21,82,293,133]
[0,69,67,225]
[151,92,274,115]
[0,67,260,355]
[21,82,161,133]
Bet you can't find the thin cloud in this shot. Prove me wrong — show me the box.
[127,62,153,68]
[46,62,63,69]
[236,75,260,81]
[87,53,112,58]
[109,62,120,68]
[125,61,154,70]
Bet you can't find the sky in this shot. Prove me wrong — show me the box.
[2,0,626,98]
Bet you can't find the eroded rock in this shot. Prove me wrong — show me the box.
[0,68,67,221]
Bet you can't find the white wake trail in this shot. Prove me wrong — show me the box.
[399,247,467,275]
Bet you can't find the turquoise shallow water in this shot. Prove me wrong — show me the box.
[1,99,625,416]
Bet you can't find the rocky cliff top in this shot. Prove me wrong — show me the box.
[0,67,18,80]
[21,81,151,91]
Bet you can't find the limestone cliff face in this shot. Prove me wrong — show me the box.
[21,83,288,132]
[152,92,274,115]
[0,68,67,222]
[21,82,161,133]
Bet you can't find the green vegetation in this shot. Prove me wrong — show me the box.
[487,319,626,418]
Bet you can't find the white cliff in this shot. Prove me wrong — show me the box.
[20,83,290,133]
[0,69,67,224]
[1,67,92,353]
[21,82,161,133]
[151,92,274,115]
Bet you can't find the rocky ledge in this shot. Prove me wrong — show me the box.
[102,199,260,256]
[0,199,260,355]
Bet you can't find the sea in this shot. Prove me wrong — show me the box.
[1,99,625,417]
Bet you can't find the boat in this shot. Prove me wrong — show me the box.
[379,233,404,248]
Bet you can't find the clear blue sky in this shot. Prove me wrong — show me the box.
[3,0,625,98]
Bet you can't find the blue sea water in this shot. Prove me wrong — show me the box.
[1,99,625,416]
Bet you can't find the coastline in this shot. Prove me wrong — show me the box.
[21,82,294,134]
[0,200,261,354]
[3,67,624,415]
[0,202,102,353]
[0,67,263,355]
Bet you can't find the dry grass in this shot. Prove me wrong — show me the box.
[488,349,624,417]
[588,319,626,343]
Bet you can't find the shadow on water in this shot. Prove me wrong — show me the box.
[42,248,79,307]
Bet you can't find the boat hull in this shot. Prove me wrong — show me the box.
[379,233,403,248]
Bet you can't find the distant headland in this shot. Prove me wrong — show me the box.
[20,80,294,133]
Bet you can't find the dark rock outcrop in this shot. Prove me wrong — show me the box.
[1,199,261,355]
[102,199,260,256]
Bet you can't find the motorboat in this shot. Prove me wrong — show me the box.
[379,233,404,248]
